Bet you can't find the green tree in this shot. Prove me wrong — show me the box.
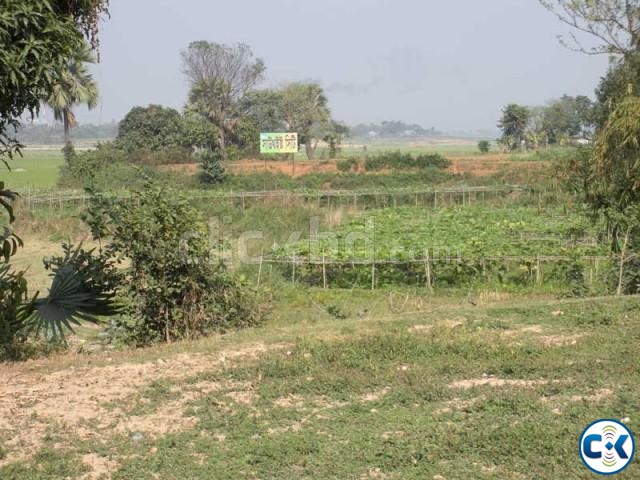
[498,104,530,151]
[116,105,187,152]
[477,140,491,153]
[280,82,331,160]
[588,96,640,293]
[594,54,640,128]
[323,121,350,158]
[1,0,115,355]
[540,95,594,143]
[182,41,265,152]
[43,42,99,144]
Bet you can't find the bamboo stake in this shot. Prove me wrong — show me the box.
[371,262,376,290]
[617,228,630,296]
[322,252,327,289]
[256,250,264,288]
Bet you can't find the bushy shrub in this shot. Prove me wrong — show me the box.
[478,140,490,153]
[86,183,260,344]
[197,149,226,184]
[364,151,450,171]
[336,158,357,172]
[127,147,194,166]
[0,264,29,360]
[58,143,180,190]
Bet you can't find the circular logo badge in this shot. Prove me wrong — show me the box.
[579,419,635,475]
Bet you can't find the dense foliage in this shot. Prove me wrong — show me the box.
[198,149,226,184]
[116,105,190,152]
[364,151,450,171]
[86,183,261,344]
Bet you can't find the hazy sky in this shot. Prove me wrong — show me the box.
[72,0,611,133]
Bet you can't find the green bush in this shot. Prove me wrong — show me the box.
[0,264,29,360]
[364,151,450,171]
[86,183,260,344]
[127,147,194,166]
[336,158,357,172]
[58,143,182,190]
[197,150,227,184]
[478,140,490,153]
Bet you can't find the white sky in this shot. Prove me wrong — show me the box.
[73,0,611,133]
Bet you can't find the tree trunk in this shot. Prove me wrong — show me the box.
[63,110,70,144]
[219,129,226,153]
[617,228,631,296]
[305,141,314,160]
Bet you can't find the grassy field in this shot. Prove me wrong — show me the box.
[0,292,638,479]
[3,149,64,190]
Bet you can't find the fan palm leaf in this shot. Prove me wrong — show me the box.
[23,245,120,341]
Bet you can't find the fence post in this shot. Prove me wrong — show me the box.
[322,252,327,289]
[536,255,542,285]
[292,255,296,284]
[256,251,264,288]
[371,262,376,290]
[424,250,433,292]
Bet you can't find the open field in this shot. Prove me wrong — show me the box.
[0,293,638,479]
[3,143,637,480]
[4,149,64,190]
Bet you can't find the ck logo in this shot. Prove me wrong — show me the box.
[580,419,635,475]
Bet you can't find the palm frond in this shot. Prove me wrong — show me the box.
[24,246,120,341]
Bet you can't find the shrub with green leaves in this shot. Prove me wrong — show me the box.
[336,158,357,172]
[87,182,260,344]
[364,151,450,171]
[198,149,226,184]
[478,140,490,153]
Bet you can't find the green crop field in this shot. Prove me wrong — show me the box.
[286,206,606,260]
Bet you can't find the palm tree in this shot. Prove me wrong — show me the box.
[44,42,99,144]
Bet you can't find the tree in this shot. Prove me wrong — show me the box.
[323,121,350,158]
[240,89,286,132]
[478,140,491,153]
[182,41,265,152]
[116,105,187,152]
[594,54,640,128]
[498,104,530,151]
[182,111,220,151]
[539,0,640,58]
[43,42,99,144]
[588,96,640,294]
[280,83,331,160]
[1,0,114,354]
[540,95,594,143]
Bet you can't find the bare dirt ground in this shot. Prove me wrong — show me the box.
[0,342,291,467]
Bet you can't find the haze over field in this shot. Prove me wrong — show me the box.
[71,0,609,133]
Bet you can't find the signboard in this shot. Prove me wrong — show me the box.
[260,132,298,154]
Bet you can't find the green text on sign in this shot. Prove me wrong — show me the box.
[260,132,298,154]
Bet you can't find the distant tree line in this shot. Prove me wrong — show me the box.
[350,121,441,138]
[12,122,118,144]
